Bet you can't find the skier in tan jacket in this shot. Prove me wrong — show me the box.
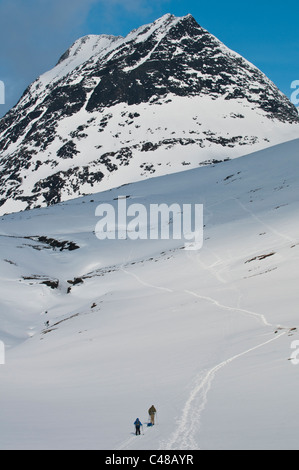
[148,405,157,425]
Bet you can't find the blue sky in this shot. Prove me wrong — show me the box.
[0,0,298,117]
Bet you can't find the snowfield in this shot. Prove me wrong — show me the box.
[0,138,299,450]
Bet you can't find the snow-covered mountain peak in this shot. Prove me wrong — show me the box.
[42,14,191,90]
[0,14,298,216]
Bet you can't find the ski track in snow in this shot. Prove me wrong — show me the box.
[184,289,271,327]
[115,423,153,451]
[121,267,173,293]
[119,264,288,450]
[233,197,296,245]
[116,433,141,451]
[161,330,286,450]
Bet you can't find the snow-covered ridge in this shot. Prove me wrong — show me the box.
[31,35,120,94]
[28,14,183,96]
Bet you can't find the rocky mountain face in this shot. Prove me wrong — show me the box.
[0,13,298,215]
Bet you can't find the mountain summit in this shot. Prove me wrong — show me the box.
[0,14,298,214]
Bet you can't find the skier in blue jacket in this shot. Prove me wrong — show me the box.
[134,418,142,435]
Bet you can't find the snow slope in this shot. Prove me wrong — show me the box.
[0,139,299,450]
